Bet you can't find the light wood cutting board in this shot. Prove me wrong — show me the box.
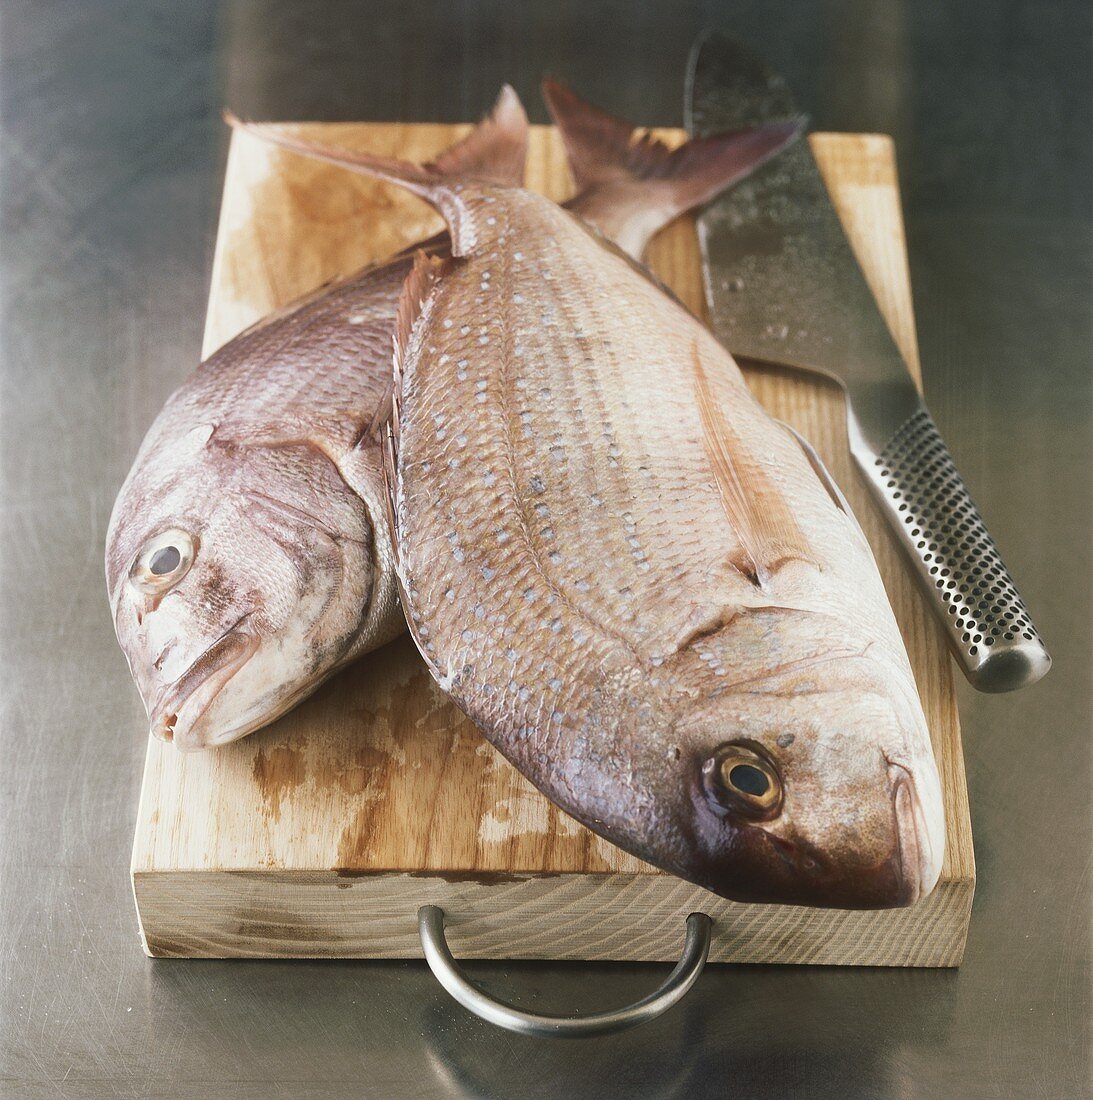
[131,122,975,965]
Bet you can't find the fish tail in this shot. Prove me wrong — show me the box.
[542,78,803,260]
[223,85,529,256]
[424,85,528,186]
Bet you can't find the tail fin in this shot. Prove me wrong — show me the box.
[425,85,528,186]
[224,85,528,256]
[543,78,802,259]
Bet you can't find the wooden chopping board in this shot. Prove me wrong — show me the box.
[131,122,975,965]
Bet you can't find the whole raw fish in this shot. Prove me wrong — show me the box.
[105,88,527,749]
[252,108,945,907]
[108,84,793,751]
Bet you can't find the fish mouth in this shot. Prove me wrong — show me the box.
[148,620,258,750]
[888,760,942,904]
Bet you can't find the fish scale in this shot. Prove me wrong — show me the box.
[382,167,945,907]
[105,86,533,752]
[110,83,810,761]
[413,248,772,659]
[162,268,403,448]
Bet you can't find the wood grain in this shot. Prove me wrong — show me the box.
[132,124,974,964]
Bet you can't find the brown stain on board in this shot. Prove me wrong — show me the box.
[132,130,971,966]
[335,802,387,872]
[321,742,391,797]
[213,126,451,353]
[252,743,307,822]
[407,870,558,885]
[333,656,474,873]
[312,637,633,877]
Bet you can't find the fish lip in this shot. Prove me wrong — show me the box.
[887,759,940,905]
[147,616,258,749]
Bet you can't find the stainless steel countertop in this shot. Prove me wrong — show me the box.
[2,3,1089,1097]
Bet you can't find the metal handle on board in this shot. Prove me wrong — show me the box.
[417,906,712,1038]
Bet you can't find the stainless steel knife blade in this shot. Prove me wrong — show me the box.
[685,31,1050,692]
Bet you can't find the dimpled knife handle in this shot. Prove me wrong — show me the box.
[858,407,1050,692]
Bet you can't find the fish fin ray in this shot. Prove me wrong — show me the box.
[691,343,814,587]
[240,490,341,547]
[543,78,802,258]
[362,383,394,445]
[223,108,517,256]
[425,85,528,186]
[393,250,449,402]
[541,77,643,189]
[777,420,872,549]
[381,420,444,678]
[381,423,401,570]
[386,249,449,574]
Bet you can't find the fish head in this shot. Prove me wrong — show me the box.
[677,654,945,908]
[106,422,375,750]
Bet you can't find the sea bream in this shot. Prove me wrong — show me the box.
[107,84,796,751]
[105,89,527,751]
[246,100,945,908]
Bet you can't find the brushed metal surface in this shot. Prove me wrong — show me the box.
[1,2,1088,1097]
[687,32,1051,692]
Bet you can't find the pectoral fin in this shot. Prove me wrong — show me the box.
[777,420,871,549]
[692,346,815,587]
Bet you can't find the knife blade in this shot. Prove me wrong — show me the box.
[685,31,1049,692]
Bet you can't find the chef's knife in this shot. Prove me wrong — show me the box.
[686,32,1049,692]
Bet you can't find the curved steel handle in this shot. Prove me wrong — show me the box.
[418,906,712,1038]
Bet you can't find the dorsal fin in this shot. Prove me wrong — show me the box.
[388,249,449,463]
[382,253,451,681]
[224,85,529,256]
[383,252,448,585]
[543,78,802,259]
[392,251,448,401]
[691,343,814,587]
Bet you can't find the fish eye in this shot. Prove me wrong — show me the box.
[150,545,181,575]
[727,763,769,796]
[130,528,195,593]
[702,742,783,820]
